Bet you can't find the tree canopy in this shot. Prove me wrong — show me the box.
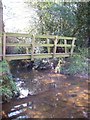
[25,1,89,47]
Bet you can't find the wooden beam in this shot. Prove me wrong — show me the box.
[5,53,71,61]
[5,54,31,61]
[47,38,50,53]
[53,36,58,58]
[26,47,29,54]
[71,38,76,56]
[6,32,32,37]
[57,44,75,47]
[6,43,31,47]
[35,44,54,47]
[3,33,6,60]
[35,35,76,40]
[6,43,75,48]
[64,39,67,53]
[6,32,76,40]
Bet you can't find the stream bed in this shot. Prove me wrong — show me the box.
[2,68,89,119]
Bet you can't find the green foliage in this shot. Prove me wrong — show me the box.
[61,49,89,75]
[1,87,13,99]
[36,2,77,36]
[0,60,19,102]
[68,55,88,75]
[0,60,10,73]
[75,2,90,47]
[77,48,88,58]
[26,1,77,36]
[25,1,89,48]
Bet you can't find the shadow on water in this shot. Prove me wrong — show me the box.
[2,67,89,119]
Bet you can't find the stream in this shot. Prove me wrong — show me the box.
[2,67,88,119]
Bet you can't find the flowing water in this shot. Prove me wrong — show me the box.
[2,67,89,119]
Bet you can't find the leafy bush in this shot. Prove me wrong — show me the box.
[61,48,89,75]
[0,60,10,73]
[0,60,19,102]
[68,55,88,75]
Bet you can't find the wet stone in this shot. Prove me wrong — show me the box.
[83,90,88,94]
[62,98,68,102]
[70,93,77,97]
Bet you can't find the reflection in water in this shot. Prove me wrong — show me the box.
[2,68,88,119]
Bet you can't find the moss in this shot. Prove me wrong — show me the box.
[0,60,19,102]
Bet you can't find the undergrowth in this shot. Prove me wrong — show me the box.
[61,48,89,75]
[0,60,19,102]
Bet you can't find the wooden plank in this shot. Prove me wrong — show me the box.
[26,47,29,54]
[6,32,76,40]
[35,44,75,47]
[6,43,75,47]
[35,44,53,47]
[5,54,31,61]
[31,35,35,61]
[6,43,31,47]
[57,44,75,47]
[71,38,76,56]
[6,32,32,37]
[35,35,76,40]
[53,36,58,58]
[5,53,70,61]
[34,53,70,59]
[3,33,6,60]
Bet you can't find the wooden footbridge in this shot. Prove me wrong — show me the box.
[0,33,76,61]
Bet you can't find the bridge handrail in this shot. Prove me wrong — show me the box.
[0,32,76,40]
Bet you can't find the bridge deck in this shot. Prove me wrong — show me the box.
[4,53,70,61]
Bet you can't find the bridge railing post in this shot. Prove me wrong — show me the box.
[31,35,35,61]
[47,38,50,53]
[26,47,29,54]
[64,39,67,54]
[3,32,6,60]
[71,38,76,56]
[53,36,58,58]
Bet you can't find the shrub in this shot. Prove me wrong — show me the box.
[61,48,89,75]
[0,60,19,102]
